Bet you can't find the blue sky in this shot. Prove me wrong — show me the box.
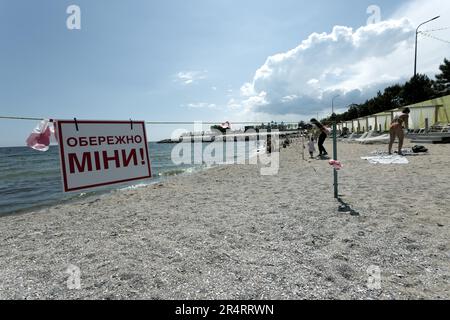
[0,0,448,145]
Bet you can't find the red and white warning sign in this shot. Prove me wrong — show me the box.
[56,120,152,192]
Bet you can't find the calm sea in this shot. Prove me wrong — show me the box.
[0,141,261,216]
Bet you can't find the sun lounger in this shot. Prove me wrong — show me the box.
[359,134,390,144]
[339,132,357,142]
[354,131,378,143]
[346,132,368,144]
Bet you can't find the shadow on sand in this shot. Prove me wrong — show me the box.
[337,198,360,216]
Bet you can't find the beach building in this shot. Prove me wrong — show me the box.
[337,94,450,133]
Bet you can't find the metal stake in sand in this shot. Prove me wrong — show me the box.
[332,112,338,199]
[302,135,305,161]
[331,94,340,199]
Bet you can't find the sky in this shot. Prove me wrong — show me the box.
[0,0,449,146]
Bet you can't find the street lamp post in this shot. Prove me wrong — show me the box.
[332,95,340,199]
[414,16,440,77]
[332,95,340,114]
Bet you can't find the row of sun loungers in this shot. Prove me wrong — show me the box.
[339,131,390,144]
[338,123,450,145]
[340,131,450,145]
[408,123,450,134]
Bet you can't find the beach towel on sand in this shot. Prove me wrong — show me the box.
[370,149,423,157]
[361,155,409,165]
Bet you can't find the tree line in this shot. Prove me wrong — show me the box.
[321,58,450,124]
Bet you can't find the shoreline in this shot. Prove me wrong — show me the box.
[0,141,261,217]
[0,140,448,300]
[0,164,213,219]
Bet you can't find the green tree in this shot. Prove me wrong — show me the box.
[435,58,450,95]
[333,60,450,123]
[357,102,370,118]
[347,104,359,120]
[401,74,436,105]
[381,84,403,110]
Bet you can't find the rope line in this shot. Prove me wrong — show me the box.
[420,32,450,45]
[0,116,47,121]
[421,27,450,33]
[0,116,300,125]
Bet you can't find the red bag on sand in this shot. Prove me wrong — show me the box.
[329,160,343,170]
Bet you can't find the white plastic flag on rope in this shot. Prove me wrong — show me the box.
[220,121,231,130]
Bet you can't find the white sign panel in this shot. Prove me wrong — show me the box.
[56,120,152,192]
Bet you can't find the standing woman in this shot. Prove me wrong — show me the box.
[389,108,411,155]
[310,118,329,157]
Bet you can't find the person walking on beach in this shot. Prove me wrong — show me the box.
[310,118,329,157]
[389,108,410,156]
[307,137,316,159]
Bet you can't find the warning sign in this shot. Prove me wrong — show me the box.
[56,120,152,192]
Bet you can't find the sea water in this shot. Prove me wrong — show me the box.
[0,141,261,215]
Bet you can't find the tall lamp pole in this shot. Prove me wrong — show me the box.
[332,95,340,199]
[414,16,440,77]
[332,95,340,114]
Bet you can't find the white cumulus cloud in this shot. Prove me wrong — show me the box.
[236,19,415,117]
[175,70,208,85]
[228,0,449,120]
[183,102,218,109]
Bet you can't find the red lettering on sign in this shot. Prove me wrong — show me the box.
[67,137,77,147]
[139,148,145,165]
[122,149,138,167]
[135,135,142,144]
[102,150,121,170]
[116,136,125,144]
[94,151,101,171]
[79,137,88,147]
[65,135,145,147]
[89,136,98,146]
[68,152,93,174]
[68,149,146,173]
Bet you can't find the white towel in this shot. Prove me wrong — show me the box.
[361,155,409,164]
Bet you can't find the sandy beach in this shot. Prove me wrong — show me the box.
[0,139,448,300]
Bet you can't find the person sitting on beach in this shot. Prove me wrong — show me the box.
[389,108,410,156]
[282,137,290,149]
[340,127,349,138]
[310,119,329,157]
[307,137,316,159]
